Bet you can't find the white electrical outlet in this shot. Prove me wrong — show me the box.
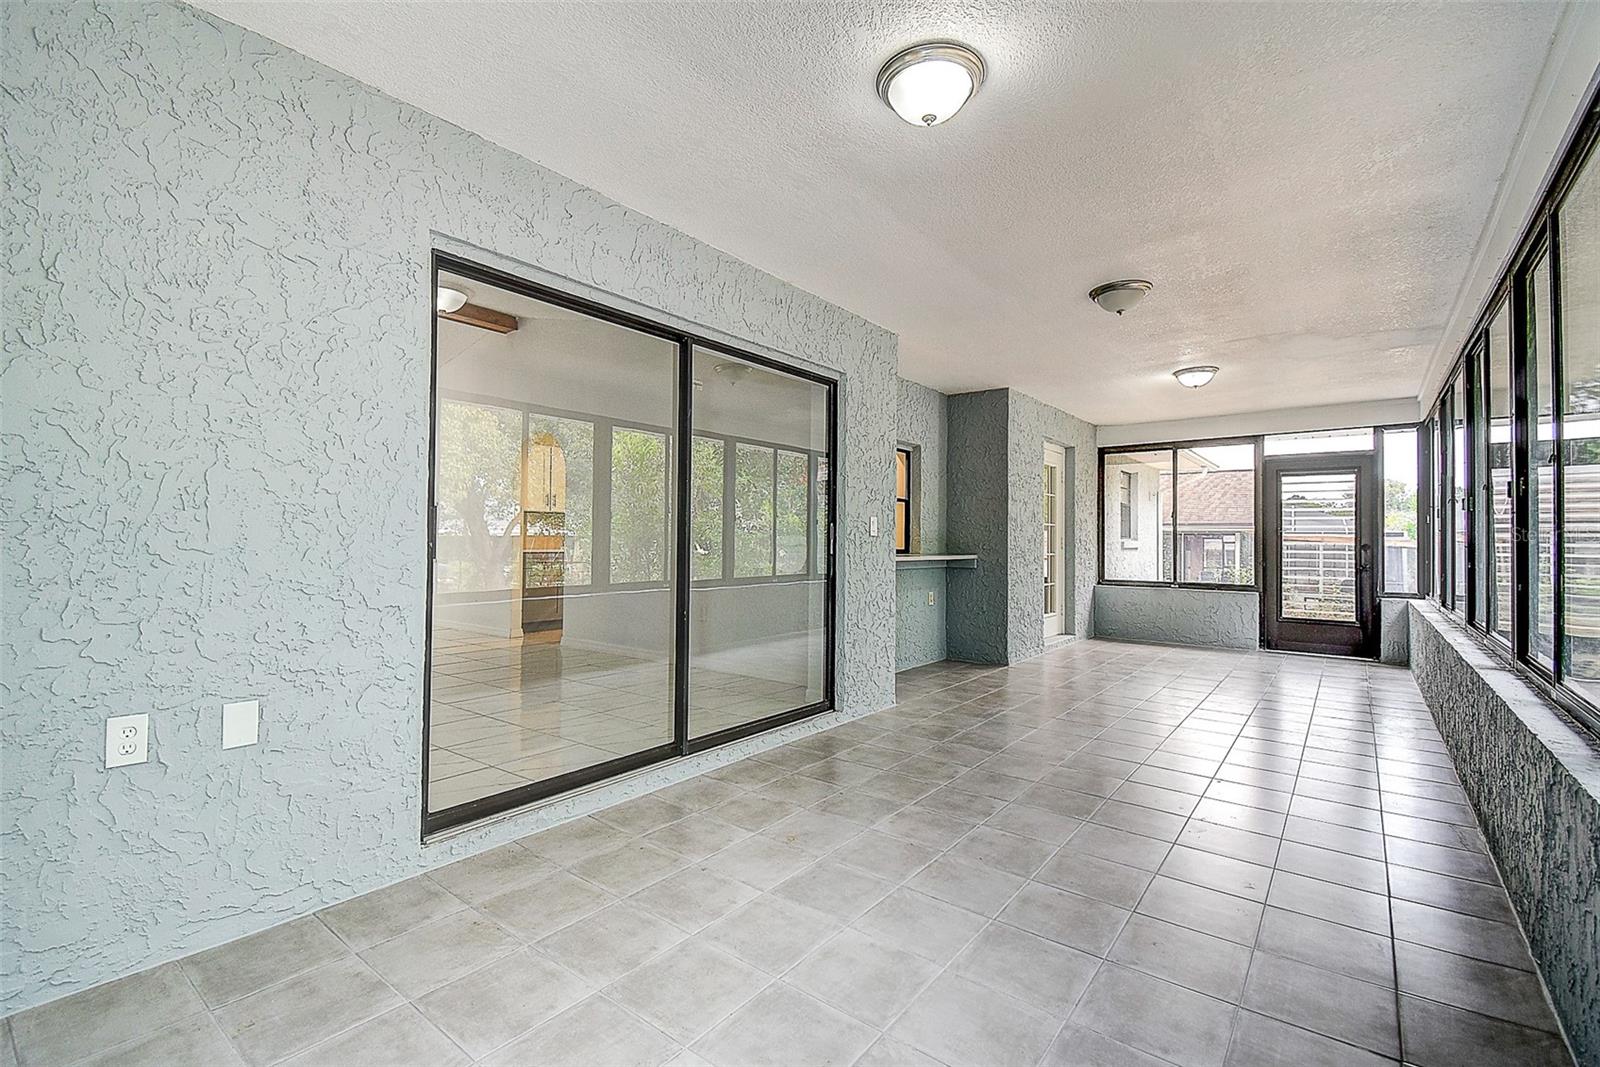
[222,699,260,749]
[928,591,936,606]
[105,714,148,768]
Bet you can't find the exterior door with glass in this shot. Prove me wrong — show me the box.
[1262,452,1380,656]
[1044,443,1068,637]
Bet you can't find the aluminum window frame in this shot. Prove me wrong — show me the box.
[1421,83,1600,739]
[1097,435,1263,593]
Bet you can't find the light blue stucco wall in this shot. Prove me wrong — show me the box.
[1092,585,1261,649]
[943,389,1097,664]
[895,377,950,670]
[946,390,1012,663]
[896,566,949,671]
[1008,390,1098,661]
[897,378,948,554]
[1,0,900,1013]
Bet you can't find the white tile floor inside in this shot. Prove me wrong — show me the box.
[5,638,1575,1067]
[428,626,818,812]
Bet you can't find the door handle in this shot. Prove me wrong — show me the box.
[1358,542,1372,575]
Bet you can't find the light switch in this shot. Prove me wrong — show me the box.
[869,515,880,537]
[222,699,260,749]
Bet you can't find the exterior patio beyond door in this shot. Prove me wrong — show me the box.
[1263,453,1380,657]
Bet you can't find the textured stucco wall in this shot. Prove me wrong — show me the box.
[942,388,1097,664]
[945,390,1012,664]
[894,378,950,669]
[1408,602,1600,1065]
[1,0,899,1014]
[1007,390,1097,660]
[896,378,947,555]
[1092,585,1261,650]
[895,566,948,671]
[1379,596,1411,665]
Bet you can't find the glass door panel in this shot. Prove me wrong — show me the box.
[687,346,831,742]
[427,266,678,822]
[1278,471,1358,622]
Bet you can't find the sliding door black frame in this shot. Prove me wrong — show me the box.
[422,251,838,837]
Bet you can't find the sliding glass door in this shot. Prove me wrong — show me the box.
[687,347,831,743]
[424,255,836,832]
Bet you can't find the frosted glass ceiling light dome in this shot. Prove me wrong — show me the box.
[1089,279,1153,316]
[1173,366,1219,389]
[877,42,986,127]
[436,286,468,313]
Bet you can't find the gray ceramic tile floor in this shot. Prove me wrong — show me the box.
[7,640,1577,1066]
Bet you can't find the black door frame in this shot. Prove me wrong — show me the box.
[422,251,839,837]
[1261,451,1381,658]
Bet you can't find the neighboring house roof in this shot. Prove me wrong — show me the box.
[1160,470,1256,528]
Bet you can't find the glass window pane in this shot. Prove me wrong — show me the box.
[1264,428,1374,455]
[1436,408,1450,602]
[691,436,724,581]
[1452,373,1468,611]
[1561,151,1600,697]
[1103,450,1172,581]
[611,427,670,584]
[1529,251,1557,670]
[894,500,910,555]
[429,267,676,816]
[690,347,829,738]
[734,442,776,577]
[896,449,910,498]
[776,450,809,574]
[1382,427,1419,594]
[1487,303,1513,640]
[1175,444,1255,584]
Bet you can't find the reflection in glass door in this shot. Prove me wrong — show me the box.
[425,255,836,833]
[687,346,831,743]
[1263,453,1379,656]
[426,263,679,826]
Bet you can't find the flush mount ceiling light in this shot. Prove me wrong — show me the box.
[436,286,468,314]
[715,360,753,385]
[1173,365,1219,389]
[1089,279,1153,316]
[876,41,986,127]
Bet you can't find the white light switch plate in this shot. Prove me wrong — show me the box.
[869,515,880,537]
[222,699,260,749]
[105,714,148,768]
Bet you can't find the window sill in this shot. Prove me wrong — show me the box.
[896,554,978,570]
[1096,580,1259,593]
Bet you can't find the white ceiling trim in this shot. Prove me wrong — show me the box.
[1096,397,1422,448]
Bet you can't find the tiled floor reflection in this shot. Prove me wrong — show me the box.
[13,639,1574,1066]
[428,627,814,812]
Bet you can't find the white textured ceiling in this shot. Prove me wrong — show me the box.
[199,0,1564,426]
